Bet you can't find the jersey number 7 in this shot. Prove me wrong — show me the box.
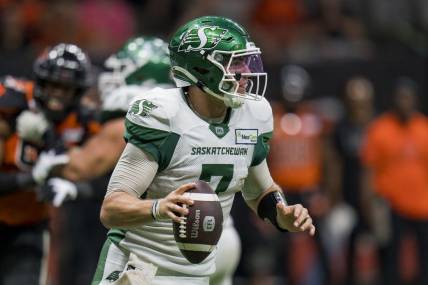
[199,164,233,194]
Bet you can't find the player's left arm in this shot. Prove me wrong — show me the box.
[59,118,126,181]
[243,160,316,236]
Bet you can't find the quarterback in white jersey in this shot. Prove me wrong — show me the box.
[94,16,315,285]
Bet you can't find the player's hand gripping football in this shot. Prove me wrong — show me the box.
[277,203,316,236]
[156,183,195,223]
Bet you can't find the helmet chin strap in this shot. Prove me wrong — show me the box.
[224,95,244,108]
[172,66,245,108]
[201,84,244,109]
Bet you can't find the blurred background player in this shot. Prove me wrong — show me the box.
[361,77,428,285]
[331,76,375,285]
[0,43,93,285]
[34,36,173,183]
[268,64,331,285]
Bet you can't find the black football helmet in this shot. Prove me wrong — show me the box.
[33,43,92,122]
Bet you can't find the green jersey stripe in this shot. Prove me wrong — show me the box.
[124,118,180,171]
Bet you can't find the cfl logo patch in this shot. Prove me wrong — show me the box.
[203,216,216,232]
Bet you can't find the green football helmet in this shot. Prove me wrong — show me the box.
[169,16,267,108]
[98,36,172,99]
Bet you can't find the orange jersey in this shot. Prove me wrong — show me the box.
[268,105,323,191]
[0,77,48,225]
[362,113,428,219]
[0,76,100,225]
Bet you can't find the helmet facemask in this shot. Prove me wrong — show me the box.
[207,45,267,108]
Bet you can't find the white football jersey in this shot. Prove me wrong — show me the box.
[109,87,273,276]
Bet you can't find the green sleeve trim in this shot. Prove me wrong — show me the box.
[124,118,180,171]
[251,131,272,167]
[107,228,127,245]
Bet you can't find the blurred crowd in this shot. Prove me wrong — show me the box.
[3,0,428,61]
[1,0,428,285]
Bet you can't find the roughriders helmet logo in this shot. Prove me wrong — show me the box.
[178,26,228,52]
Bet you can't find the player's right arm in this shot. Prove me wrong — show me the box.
[99,143,194,228]
[100,92,193,228]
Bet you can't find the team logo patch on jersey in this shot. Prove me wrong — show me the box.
[130,99,158,117]
[209,124,229,138]
[178,26,228,52]
[235,129,258,144]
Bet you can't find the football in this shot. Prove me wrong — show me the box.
[173,180,223,264]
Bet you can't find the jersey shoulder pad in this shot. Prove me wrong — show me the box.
[126,87,181,132]
[2,76,32,94]
[244,97,273,134]
[0,76,33,112]
[124,88,182,164]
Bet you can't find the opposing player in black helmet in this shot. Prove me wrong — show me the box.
[32,43,92,122]
[0,43,96,285]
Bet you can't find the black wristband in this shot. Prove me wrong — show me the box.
[257,191,288,232]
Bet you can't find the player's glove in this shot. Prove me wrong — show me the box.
[16,110,49,144]
[38,178,78,207]
[32,150,69,184]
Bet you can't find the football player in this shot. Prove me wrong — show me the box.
[0,43,93,285]
[91,16,316,285]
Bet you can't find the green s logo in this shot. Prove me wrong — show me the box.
[178,26,228,52]
[130,99,158,117]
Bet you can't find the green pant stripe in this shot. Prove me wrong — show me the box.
[91,239,112,285]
